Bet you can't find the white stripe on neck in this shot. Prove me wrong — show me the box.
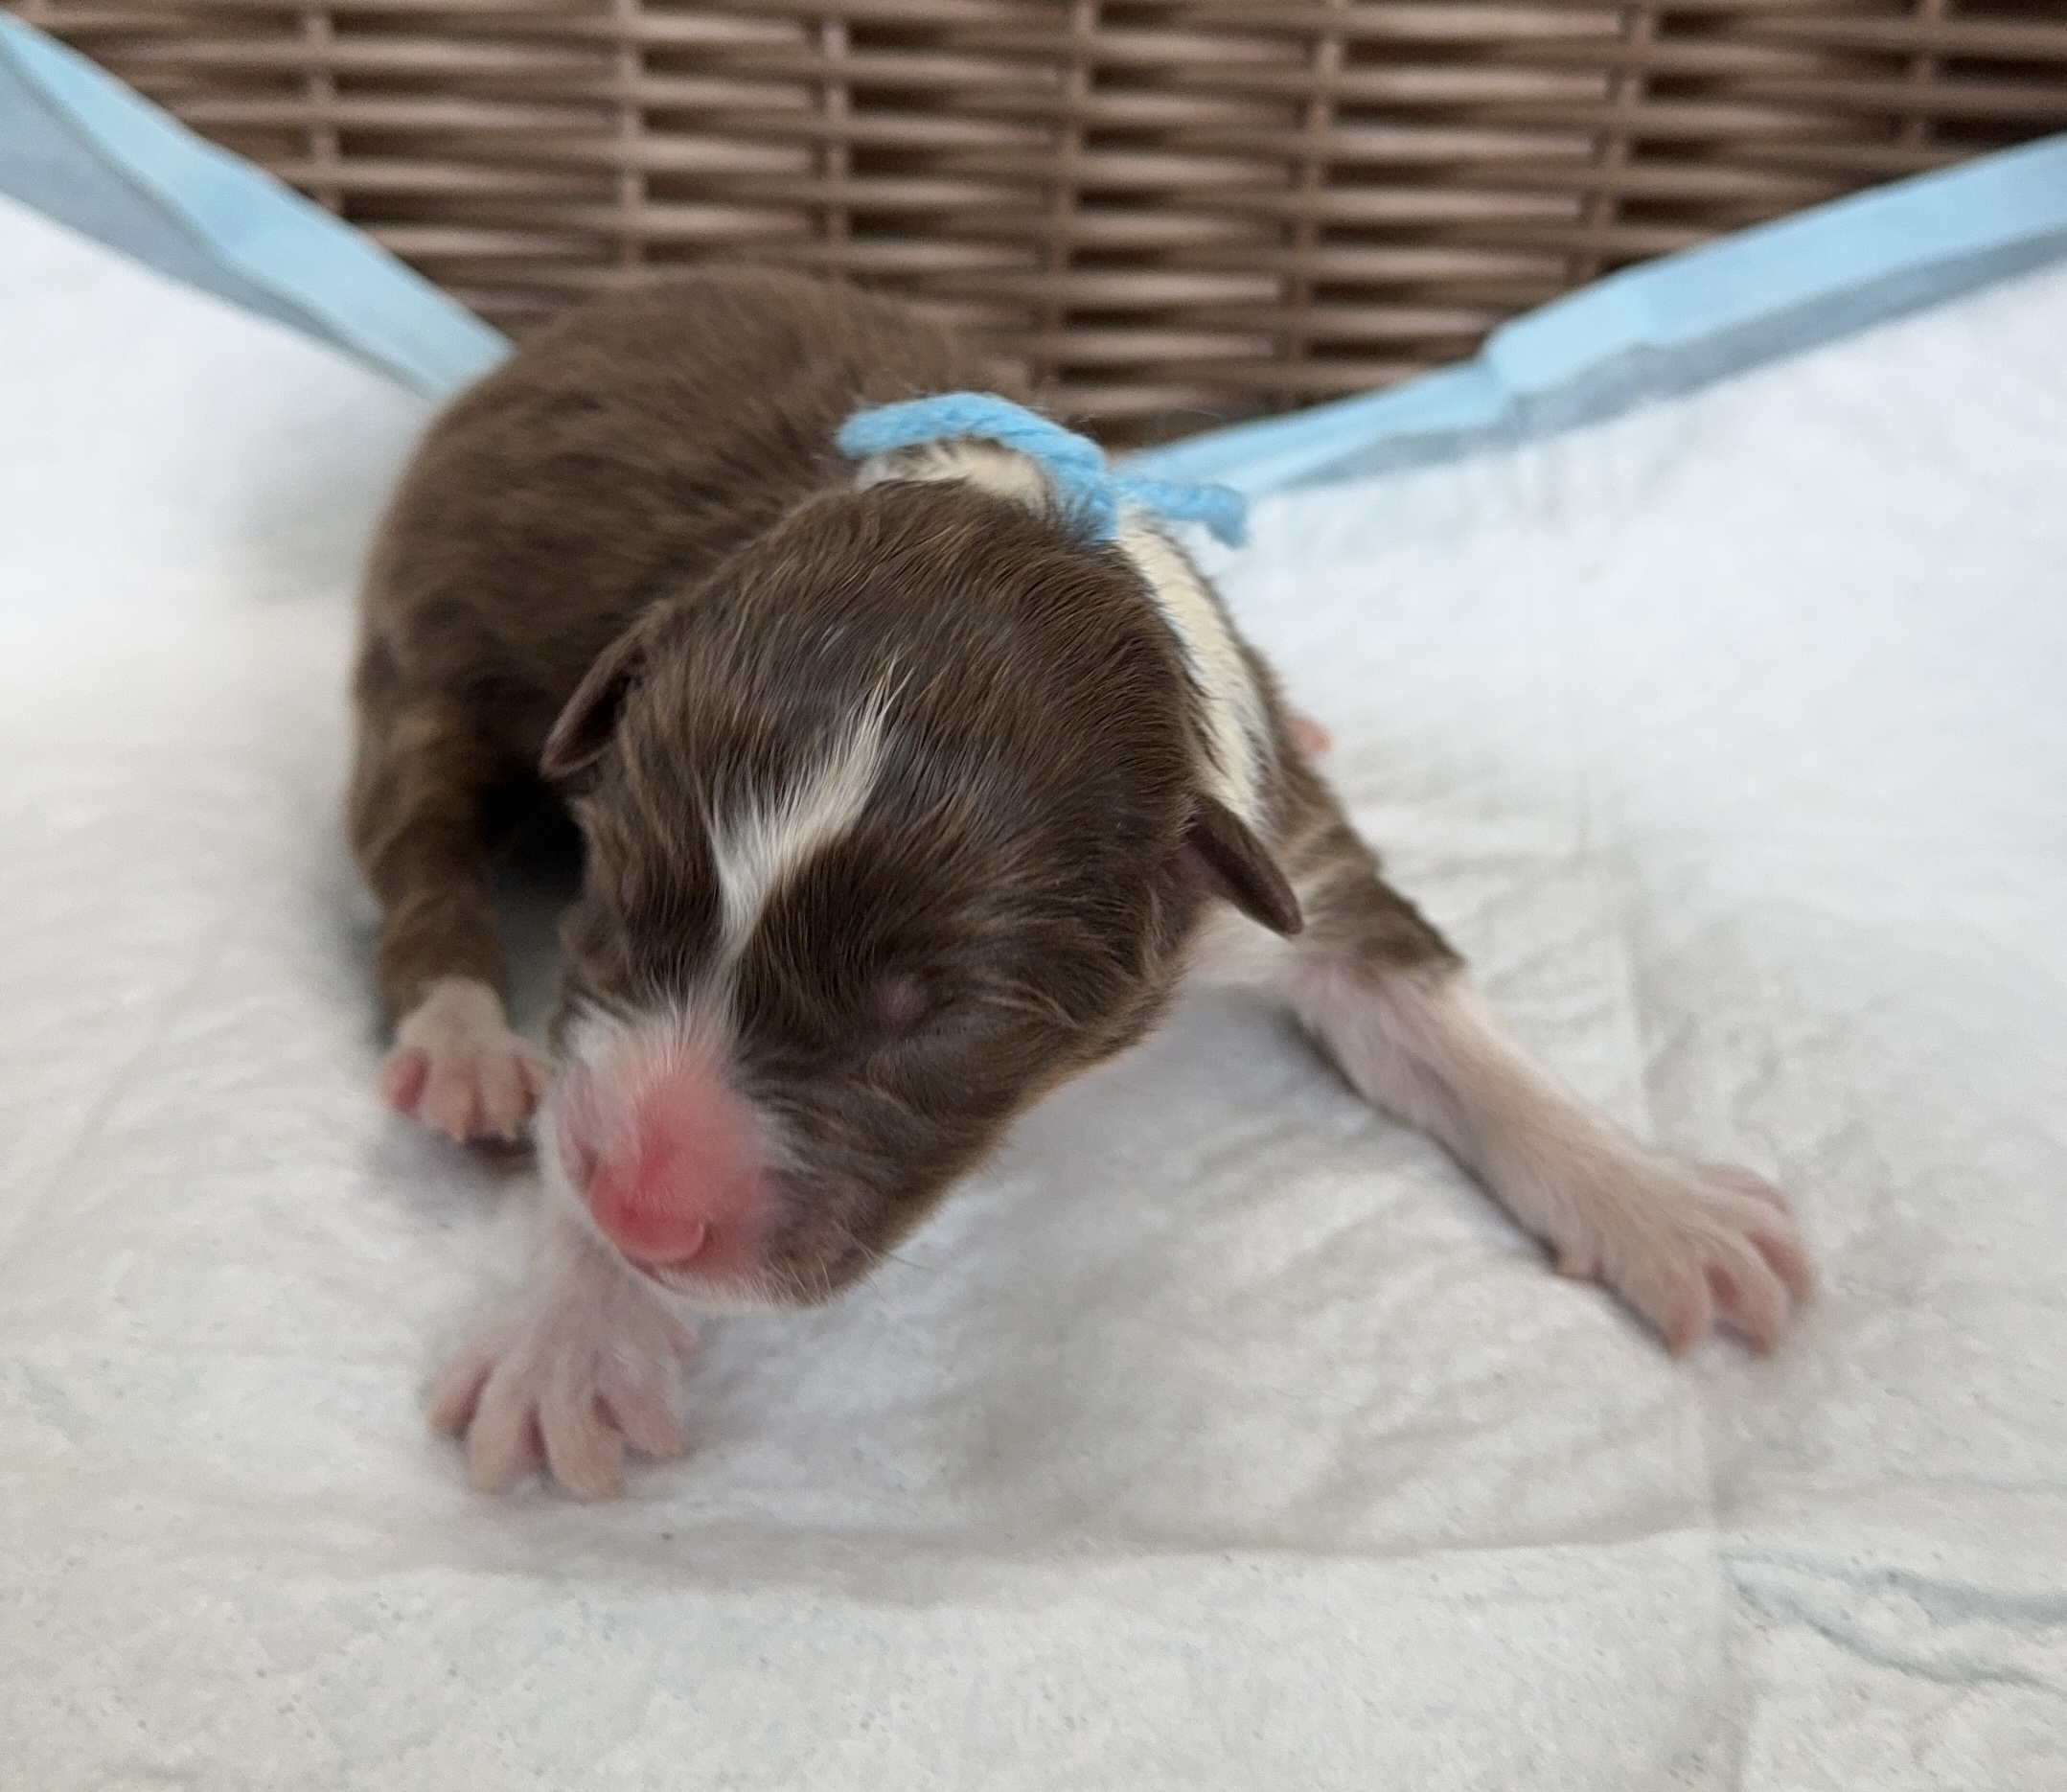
[1112,512,1267,827]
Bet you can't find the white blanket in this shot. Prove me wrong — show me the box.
[3,193,2063,1789]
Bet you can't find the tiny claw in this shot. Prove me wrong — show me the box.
[428,1350,494,1436]
[382,979,548,1144]
[518,1053,552,1106]
[1660,1274,1712,1357]
[1287,712,1333,759]
[380,1046,431,1114]
[432,1229,696,1499]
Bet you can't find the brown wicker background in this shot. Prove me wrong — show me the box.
[13,1,2067,439]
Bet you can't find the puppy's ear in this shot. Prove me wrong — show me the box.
[540,618,655,779]
[1169,794,1303,936]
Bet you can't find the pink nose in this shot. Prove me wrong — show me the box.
[573,1058,768,1269]
[588,1165,714,1266]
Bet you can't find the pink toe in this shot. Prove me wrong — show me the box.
[421,1068,481,1140]
[1709,1262,1783,1353]
[1660,1274,1713,1356]
[478,1054,532,1140]
[1709,1164,1790,1212]
[1755,1226,1817,1301]
[518,1054,551,1105]
[381,1047,430,1114]
[603,1384,685,1462]
[468,1394,542,1492]
[542,1399,625,1500]
[430,1352,494,1436]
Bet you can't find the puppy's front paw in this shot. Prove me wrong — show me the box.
[1550,1159,1814,1354]
[430,1248,695,1498]
[382,976,549,1142]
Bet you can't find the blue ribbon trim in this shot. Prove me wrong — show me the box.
[837,393,1249,548]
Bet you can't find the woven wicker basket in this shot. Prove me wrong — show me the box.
[16,1,2067,440]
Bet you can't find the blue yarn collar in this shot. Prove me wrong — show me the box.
[836,392,1248,549]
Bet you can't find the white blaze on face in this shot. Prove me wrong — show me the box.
[709,701,890,978]
[853,437,1271,828]
[552,706,887,1194]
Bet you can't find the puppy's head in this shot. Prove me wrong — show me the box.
[540,478,1297,1306]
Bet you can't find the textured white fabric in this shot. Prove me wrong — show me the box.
[3,192,2063,1789]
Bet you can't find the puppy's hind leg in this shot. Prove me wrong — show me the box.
[348,662,546,1143]
[1276,797,1813,1353]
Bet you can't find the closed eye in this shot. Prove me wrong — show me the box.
[861,975,1007,1065]
[869,973,931,1038]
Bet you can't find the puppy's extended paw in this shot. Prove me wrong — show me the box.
[1547,1158,1814,1354]
[382,976,549,1143]
[431,1240,696,1498]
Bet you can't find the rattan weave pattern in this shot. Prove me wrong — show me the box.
[15,1,2067,438]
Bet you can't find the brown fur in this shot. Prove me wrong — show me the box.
[351,267,1420,1297]
[1267,741,1462,976]
[358,270,1810,1498]
[350,270,991,1021]
[553,485,1224,1293]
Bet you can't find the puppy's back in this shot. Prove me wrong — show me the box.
[359,270,991,760]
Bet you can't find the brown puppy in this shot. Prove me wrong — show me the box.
[351,270,1813,1497]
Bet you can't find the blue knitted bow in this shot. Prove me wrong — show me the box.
[836,392,1248,549]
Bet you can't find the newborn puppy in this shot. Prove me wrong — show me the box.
[350,269,1812,1497]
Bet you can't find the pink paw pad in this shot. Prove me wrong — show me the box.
[1594,1161,1815,1355]
[382,978,549,1143]
[430,1256,696,1498]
